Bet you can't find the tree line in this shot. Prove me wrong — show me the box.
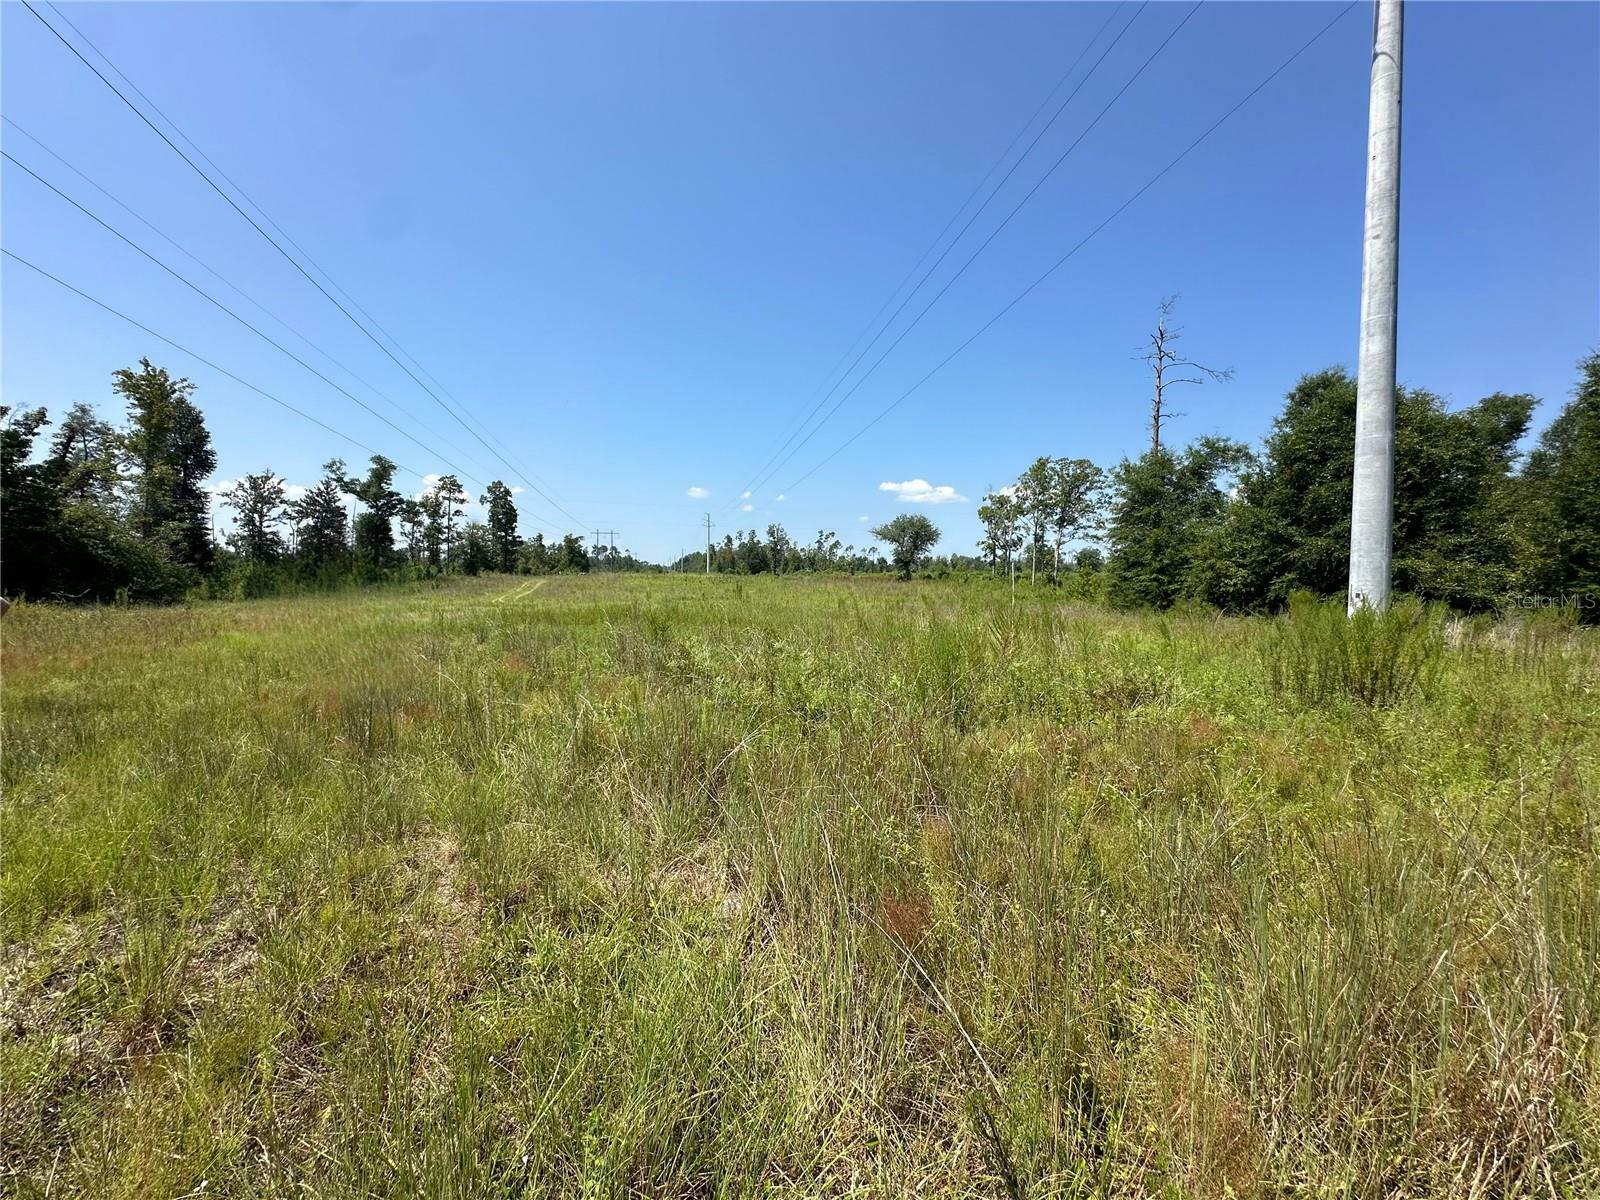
[972,352,1599,619]
[4,348,1595,616]
[1,359,612,603]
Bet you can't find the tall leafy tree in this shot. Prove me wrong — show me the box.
[1014,459,1051,584]
[45,403,121,505]
[765,524,792,574]
[556,533,591,573]
[872,513,941,580]
[1519,352,1600,618]
[117,359,216,574]
[458,520,495,575]
[481,480,520,573]
[221,471,287,563]
[1106,437,1252,609]
[1036,457,1106,583]
[339,456,407,565]
[426,474,467,568]
[1196,368,1535,611]
[976,488,1023,577]
[1,408,61,597]
[289,465,350,571]
[518,532,550,574]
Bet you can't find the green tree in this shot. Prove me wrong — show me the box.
[1037,457,1106,583]
[1519,352,1600,619]
[458,520,495,576]
[555,533,591,573]
[289,466,349,571]
[1196,368,1535,611]
[221,471,288,563]
[518,532,550,574]
[2,404,185,602]
[116,359,216,575]
[1,408,63,598]
[45,403,121,505]
[765,523,792,574]
[481,480,520,573]
[1014,459,1051,584]
[339,456,407,566]
[1106,437,1252,609]
[977,488,1024,578]
[427,475,467,569]
[872,513,941,580]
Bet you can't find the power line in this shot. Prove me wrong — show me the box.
[780,1,1360,497]
[724,2,1132,512]
[1,150,568,526]
[37,2,533,489]
[2,117,500,483]
[22,0,585,530]
[3,248,424,477]
[744,2,1204,501]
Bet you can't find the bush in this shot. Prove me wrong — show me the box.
[1263,591,1444,707]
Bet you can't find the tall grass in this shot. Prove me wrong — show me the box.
[1,575,1595,1197]
[1263,592,1445,708]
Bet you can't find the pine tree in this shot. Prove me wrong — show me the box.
[221,472,288,563]
[481,480,520,573]
[289,468,350,571]
[339,456,407,565]
[116,359,216,574]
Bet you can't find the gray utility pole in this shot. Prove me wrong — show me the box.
[1348,0,1404,613]
[703,514,714,575]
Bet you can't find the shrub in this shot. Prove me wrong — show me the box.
[1263,591,1444,707]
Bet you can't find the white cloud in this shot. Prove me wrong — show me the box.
[740,503,753,512]
[510,486,525,495]
[740,490,751,499]
[686,486,709,498]
[998,483,1019,498]
[206,477,308,502]
[857,515,870,523]
[415,474,470,503]
[879,479,968,505]
[775,494,786,502]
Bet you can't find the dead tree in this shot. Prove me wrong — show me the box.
[1140,296,1233,452]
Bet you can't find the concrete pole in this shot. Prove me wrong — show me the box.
[1348,0,1403,613]
[704,513,713,576]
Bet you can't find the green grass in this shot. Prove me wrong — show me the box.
[1,574,1595,1198]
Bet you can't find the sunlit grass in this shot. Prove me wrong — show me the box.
[2,574,1595,1197]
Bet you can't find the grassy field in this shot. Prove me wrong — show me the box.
[1,574,1595,1198]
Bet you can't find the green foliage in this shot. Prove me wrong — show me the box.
[871,512,941,579]
[288,467,350,571]
[1105,437,1252,609]
[219,471,287,563]
[1199,368,1536,611]
[339,455,407,565]
[116,359,216,575]
[977,488,1024,576]
[1263,591,1445,707]
[480,480,520,573]
[457,520,495,576]
[1,576,1594,1195]
[1518,352,1600,621]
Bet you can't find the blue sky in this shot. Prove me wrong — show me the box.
[4,2,1596,563]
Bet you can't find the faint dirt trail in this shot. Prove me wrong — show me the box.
[494,578,545,605]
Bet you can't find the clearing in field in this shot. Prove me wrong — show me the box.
[1,575,1596,1197]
